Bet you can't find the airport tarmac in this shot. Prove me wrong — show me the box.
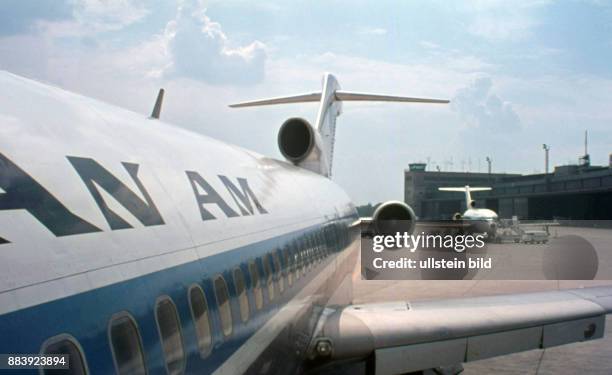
[353,226,612,374]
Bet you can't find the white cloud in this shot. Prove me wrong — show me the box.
[452,76,521,133]
[161,5,267,84]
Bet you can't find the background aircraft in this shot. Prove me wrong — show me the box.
[439,185,498,239]
[0,71,611,375]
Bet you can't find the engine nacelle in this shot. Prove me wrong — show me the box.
[278,117,316,163]
[372,201,417,236]
[452,212,463,221]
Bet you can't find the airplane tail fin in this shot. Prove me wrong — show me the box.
[229,73,448,177]
[439,186,491,209]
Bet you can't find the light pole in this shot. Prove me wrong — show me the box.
[485,157,492,183]
[542,144,550,174]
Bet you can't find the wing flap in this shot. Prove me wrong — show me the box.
[316,287,612,373]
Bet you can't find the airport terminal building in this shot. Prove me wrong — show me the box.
[405,161,612,220]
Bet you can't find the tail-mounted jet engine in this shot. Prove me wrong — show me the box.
[372,201,417,236]
[277,118,323,168]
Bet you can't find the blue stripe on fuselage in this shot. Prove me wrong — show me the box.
[0,217,355,375]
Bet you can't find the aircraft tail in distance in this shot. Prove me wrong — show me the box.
[230,73,449,177]
[439,185,492,209]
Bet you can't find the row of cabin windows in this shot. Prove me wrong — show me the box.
[39,225,344,375]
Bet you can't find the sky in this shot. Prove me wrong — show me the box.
[1,0,611,204]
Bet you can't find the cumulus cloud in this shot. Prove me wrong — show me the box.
[163,5,266,85]
[452,77,521,132]
[0,1,266,87]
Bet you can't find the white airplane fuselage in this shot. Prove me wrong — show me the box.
[0,72,360,374]
[462,208,499,238]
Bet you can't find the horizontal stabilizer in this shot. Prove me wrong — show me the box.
[335,91,449,104]
[229,93,321,108]
[439,186,491,208]
[439,187,491,192]
[229,91,449,108]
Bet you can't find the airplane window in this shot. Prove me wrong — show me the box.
[310,236,316,263]
[248,261,263,310]
[301,238,309,271]
[233,268,250,322]
[283,247,293,286]
[306,236,315,263]
[108,314,146,375]
[333,225,339,250]
[307,243,313,269]
[318,232,326,257]
[263,254,275,301]
[299,240,307,274]
[155,298,186,375]
[301,240,309,274]
[314,235,322,262]
[273,250,285,294]
[214,276,233,337]
[42,336,88,375]
[315,234,321,258]
[325,227,332,253]
[323,231,328,253]
[188,285,212,356]
[292,241,301,278]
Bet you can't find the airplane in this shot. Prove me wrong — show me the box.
[0,70,611,375]
[439,185,499,239]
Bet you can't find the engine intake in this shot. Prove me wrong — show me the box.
[278,118,315,163]
[372,201,416,235]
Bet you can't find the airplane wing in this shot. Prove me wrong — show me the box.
[313,286,612,374]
